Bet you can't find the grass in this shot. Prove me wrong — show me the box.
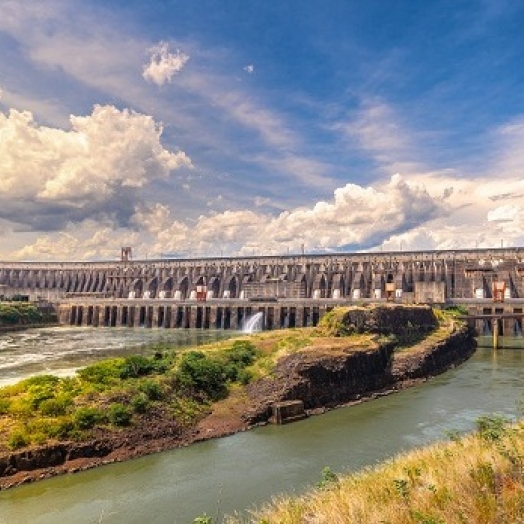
[228,416,524,524]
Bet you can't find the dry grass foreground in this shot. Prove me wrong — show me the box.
[226,416,524,524]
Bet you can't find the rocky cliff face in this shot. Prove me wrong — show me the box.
[390,323,475,381]
[245,306,476,423]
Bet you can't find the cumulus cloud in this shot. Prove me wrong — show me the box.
[12,220,143,261]
[10,174,448,260]
[143,42,190,86]
[0,104,191,227]
[244,64,254,74]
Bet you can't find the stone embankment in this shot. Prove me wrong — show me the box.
[0,305,476,489]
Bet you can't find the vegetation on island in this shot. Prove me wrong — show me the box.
[0,305,459,457]
[0,339,259,451]
[226,415,524,524]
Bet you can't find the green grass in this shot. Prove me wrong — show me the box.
[0,340,260,451]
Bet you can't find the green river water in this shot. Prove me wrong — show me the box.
[0,329,523,523]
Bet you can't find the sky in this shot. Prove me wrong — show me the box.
[1,0,524,261]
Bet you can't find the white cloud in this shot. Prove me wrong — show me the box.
[244,64,254,74]
[0,104,191,206]
[12,220,142,261]
[143,42,190,86]
[11,174,447,260]
[11,168,524,261]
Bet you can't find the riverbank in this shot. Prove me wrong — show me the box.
[0,323,60,334]
[0,301,58,333]
[0,305,475,490]
[235,415,524,523]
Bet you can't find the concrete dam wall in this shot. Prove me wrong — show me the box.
[2,247,524,331]
[2,247,524,302]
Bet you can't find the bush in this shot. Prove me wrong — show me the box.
[237,368,254,385]
[172,397,208,426]
[216,341,258,383]
[0,303,44,326]
[21,375,60,389]
[7,429,29,450]
[74,407,106,430]
[224,340,257,366]
[131,393,150,414]
[8,397,33,418]
[108,403,132,426]
[77,360,125,386]
[39,394,73,416]
[25,377,61,409]
[138,379,164,400]
[176,351,228,400]
[0,398,11,415]
[120,355,155,379]
[476,415,508,442]
[42,417,75,440]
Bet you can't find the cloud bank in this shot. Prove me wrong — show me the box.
[0,104,191,229]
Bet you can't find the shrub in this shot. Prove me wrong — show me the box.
[176,351,228,400]
[21,375,60,389]
[172,397,208,426]
[108,403,132,427]
[138,379,164,400]
[8,397,33,418]
[39,394,73,416]
[7,429,29,450]
[317,466,340,490]
[0,398,11,415]
[77,359,125,386]
[224,340,257,366]
[44,417,75,439]
[26,378,61,409]
[74,407,106,430]
[476,415,508,442]
[120,355,155,379]
[237,368,254,385]
[131,393,150,414]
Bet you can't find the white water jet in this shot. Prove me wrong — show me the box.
[242,312,264,333]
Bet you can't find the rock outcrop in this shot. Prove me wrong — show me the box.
[245,306,476,423]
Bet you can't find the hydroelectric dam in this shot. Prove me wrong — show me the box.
[2,247,524,335]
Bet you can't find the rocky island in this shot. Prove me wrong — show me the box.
[0,304,475,489]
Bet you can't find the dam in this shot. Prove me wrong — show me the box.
[1,247,524,333]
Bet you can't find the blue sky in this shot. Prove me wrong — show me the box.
[1,0,524,260]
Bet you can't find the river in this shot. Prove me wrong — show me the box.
[1,329,524,523]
